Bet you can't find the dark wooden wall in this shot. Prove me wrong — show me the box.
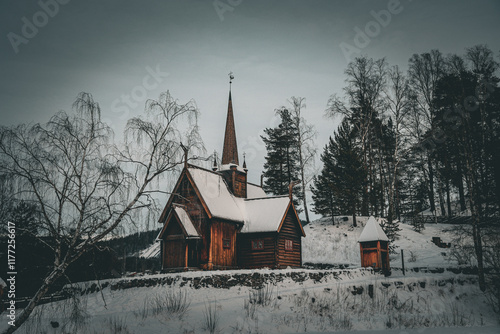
[210,220,238,268]
[233,172,247,198]
[161,215,185,269]
[276,209,302,268]
[359,241,390,270]
[175,175,211,266]
[237,233,277,268]
[163,240,186,268]
[221,169,247,198]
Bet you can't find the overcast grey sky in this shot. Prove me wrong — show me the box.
[1,0,500,186]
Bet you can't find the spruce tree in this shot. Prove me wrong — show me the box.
[261,108,302,209]
[311,119,366,226]
[311,138,338,224]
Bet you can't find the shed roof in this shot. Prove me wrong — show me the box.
[173,206,201,238]
[157,205,201,240]
[247,183,266,199]
[241,196,290,233]
[358,216,389,242]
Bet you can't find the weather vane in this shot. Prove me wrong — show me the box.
[229,71,234,85]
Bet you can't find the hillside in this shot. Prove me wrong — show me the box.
[302,216,460,269]
[142,216,463,270]
[2,217,497,334]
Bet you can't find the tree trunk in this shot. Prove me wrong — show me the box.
[472,210,486,291]
[446,178,452,217]
[298,142,310,225]
[463,128,486,291]
[361,149,369,216]
[457,166,467,212]
[427,155,436,213]
[438,180,446,217]
[2,265,67,334]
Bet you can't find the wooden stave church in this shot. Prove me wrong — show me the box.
[157,87,306,271]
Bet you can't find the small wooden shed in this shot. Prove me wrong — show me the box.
[358,216,390,272]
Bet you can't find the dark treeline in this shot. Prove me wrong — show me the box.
[260,45,499,295]
[0,200,161,298]
[310,45,500,292]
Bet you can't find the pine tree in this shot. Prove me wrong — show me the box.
[261,108,303,209]
[311,119,366,226]
[311,138,338,224]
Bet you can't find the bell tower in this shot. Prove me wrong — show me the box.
[220,72,247,198]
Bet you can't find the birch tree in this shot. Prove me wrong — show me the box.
[0,91,202,333]
[288,97,317,225]
[383,65,412,224]
[326,56,387,216]
[407,50,446,214]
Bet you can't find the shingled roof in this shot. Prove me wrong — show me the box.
[221,91,239,165]
[165,165,303,235]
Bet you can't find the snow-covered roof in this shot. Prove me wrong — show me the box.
[241,196,290,233]
[139,241,161,258]
[358,216,389,242]
[219,163,247,173]
[188,167,245,222]
[247,183,267,199]
[174,206,201,238]
[186,166,297,234]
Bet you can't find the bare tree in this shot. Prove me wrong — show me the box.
[288,97,317,225]
[326,56,387,216]
[407,50,446,214]
[0,91,202,333]
[383,65,412,223]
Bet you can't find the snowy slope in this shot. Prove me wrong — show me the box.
[303,216,460,269]
[3,216,497,334]
[142,215,462,270]
[3,268,497,334]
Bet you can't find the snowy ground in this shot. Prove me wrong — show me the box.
[2,217,498,333]
[302,217,460,269]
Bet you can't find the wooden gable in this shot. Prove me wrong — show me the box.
[158,168,212,226]
[237,201,305,269]
[276,203,304,268]
[158,206,201,240]
[277,201,306,237]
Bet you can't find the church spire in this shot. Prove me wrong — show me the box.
[221,72,239,165]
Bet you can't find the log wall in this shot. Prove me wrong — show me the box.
[276,209,302,268]
[237,233,277,268]
[210,220,238,268]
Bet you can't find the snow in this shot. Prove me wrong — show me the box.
[187,166,294,233]
[246,182,266,199]
[219,163,247,173]
[358,216,389,242]
[240,196,290,233]
[139,241,160,258]
[5,267,497,334]
[303,216,463,269]
[173,206,200,238]
[187,167,245,222]
[5,216,499,334]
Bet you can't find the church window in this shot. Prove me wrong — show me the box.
[251,239,264,250]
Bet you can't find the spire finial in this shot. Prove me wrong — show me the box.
[212,151,218,171]
[222,72,239,165]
